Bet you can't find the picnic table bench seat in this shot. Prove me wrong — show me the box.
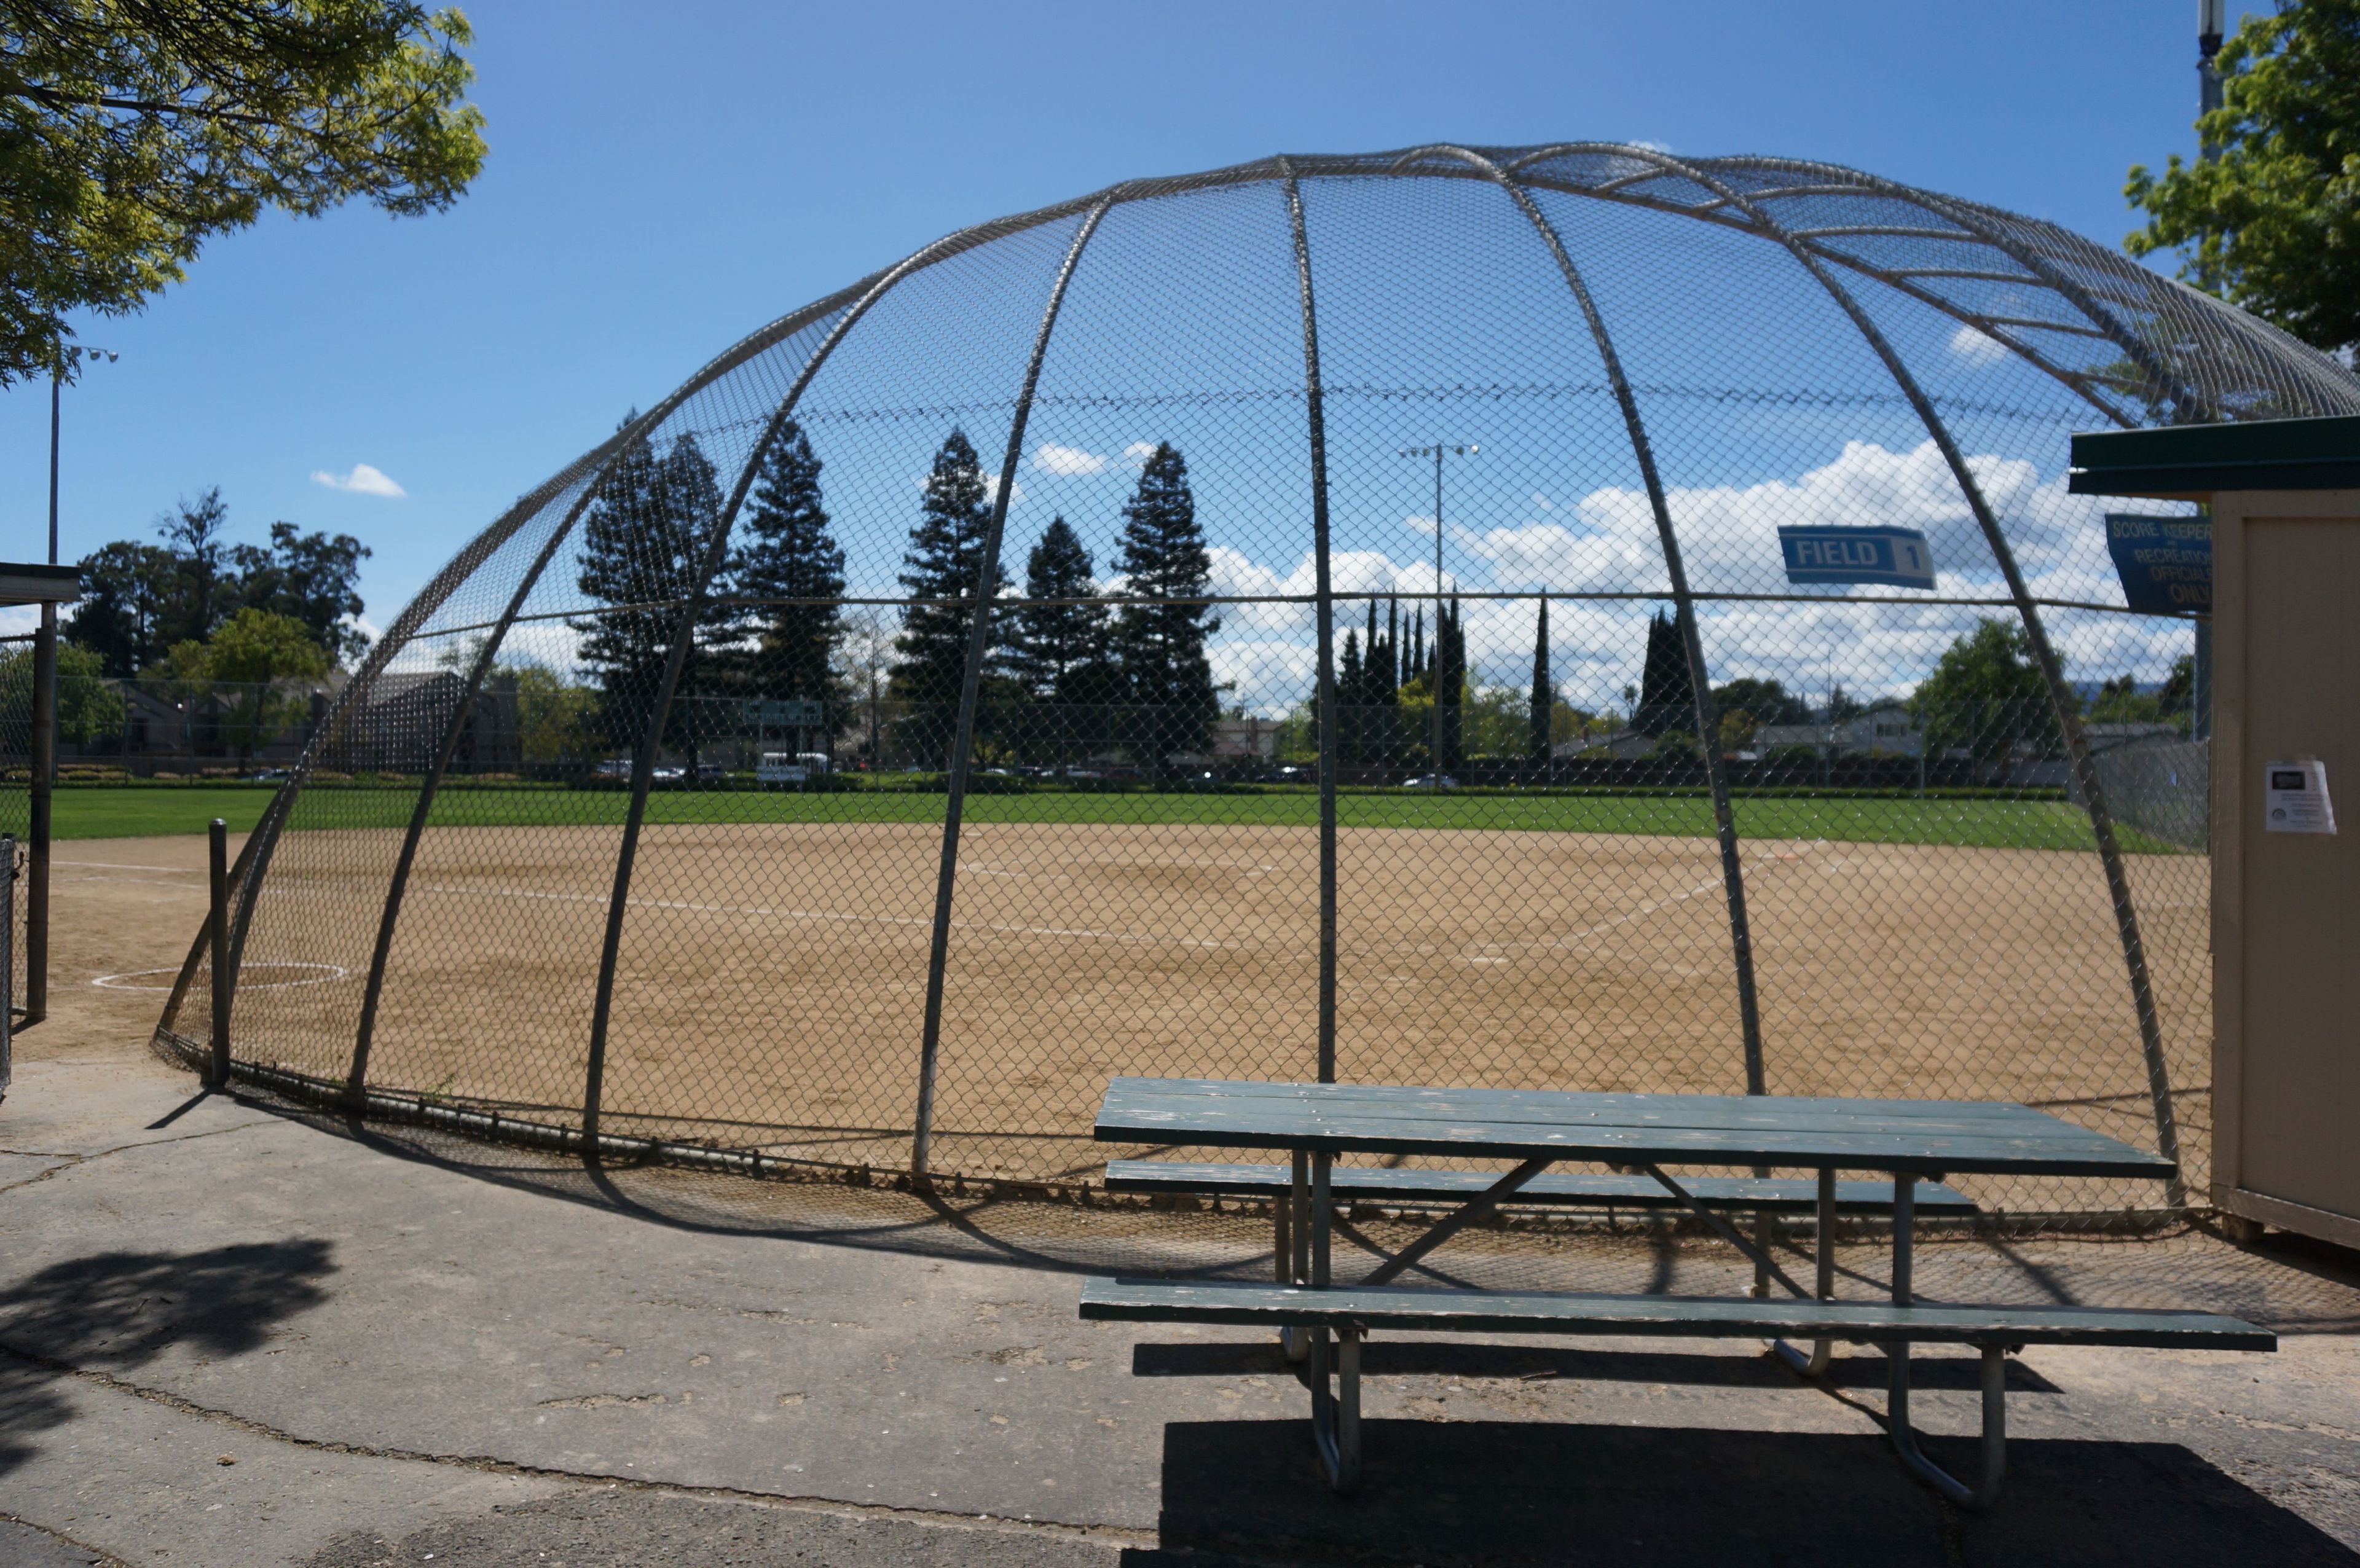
[1081,1276,2274,1351]
[1103,1159,1978,1216]
[1084,1276,2275,1507]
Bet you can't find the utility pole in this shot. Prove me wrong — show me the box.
[2193,0,2224,742]
[1396,442,1477,786]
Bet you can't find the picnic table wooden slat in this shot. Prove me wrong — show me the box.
[1094,1076,2174,1179]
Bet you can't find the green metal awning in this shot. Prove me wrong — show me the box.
[2069,414,2360,500]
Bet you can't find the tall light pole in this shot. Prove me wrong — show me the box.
[2193,0,2224,742]
[1397,442,1477,787]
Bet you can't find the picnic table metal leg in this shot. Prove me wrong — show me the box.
[1879,1174,2004,1507]
[1772,1166,1838,1378]
[1307,1323,1363,1492]
[1283,1150,1312,1362]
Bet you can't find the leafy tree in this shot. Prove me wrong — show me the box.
[1908,617,2064,774]
[163,606,329,762]
[2087,673,2161,724]
[1108,442,1221,774]
[1828,682,1866,724]
[1710,677,1810,734]
[889,429,1011,764]
[1632,610,1693,736]
[64,537,175,674]
[498,663,597,767]
[1528,595,1552,765]
[229,520,370,662]
[3,1,486,382]
[2155,654,2197,724]
[2125,0,2360,355]
[68,495,369,671]
[155,485,234,648]
[733,419,844,719]
[0,638,124,743]
[569,423,735,760]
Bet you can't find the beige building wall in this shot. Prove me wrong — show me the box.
[2212,488,2360,1248]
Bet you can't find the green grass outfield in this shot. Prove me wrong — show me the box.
[48,782,2193,855]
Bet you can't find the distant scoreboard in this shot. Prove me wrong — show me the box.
[1777,525,1937,590]
[740,699,826,727]
[2104,513,2211,615]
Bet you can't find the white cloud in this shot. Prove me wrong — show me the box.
[311,463,406,498]
[1032,442,1106,476]
[1122,442,1159,465]
[1948,324,2012,367]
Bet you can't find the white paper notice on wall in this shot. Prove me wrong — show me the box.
[2264,759,2337,834]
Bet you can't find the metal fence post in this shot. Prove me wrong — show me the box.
[1282,164,1341,1086]
[208,817,229,1088]
[27,603,54,1024]
[2,833,16,1102]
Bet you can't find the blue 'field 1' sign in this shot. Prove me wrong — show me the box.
[1777,525,1937,590]
[2104,513,2211,615]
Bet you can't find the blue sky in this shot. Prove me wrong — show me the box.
[1,0,2266,644]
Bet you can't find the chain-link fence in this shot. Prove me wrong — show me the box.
[149,146,2360,1231]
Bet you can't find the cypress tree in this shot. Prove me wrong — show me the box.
[1633,609,1695,737]
[1109,442,1221,775]
[572,420,735,760]
[1528,594,1552,765]
[1436,595,1466,769]
[889,429,1012,765]
[733,419,844,723]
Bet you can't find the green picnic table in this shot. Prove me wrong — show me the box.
[1081,1077,2271,1507]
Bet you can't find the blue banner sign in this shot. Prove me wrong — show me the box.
[1777,525,1937,589]
[2105,513,2211,615]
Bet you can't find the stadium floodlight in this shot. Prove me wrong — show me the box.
[1397,442,1481,788]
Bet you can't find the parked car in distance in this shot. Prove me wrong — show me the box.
[1400,774,1459,790]
[592,757,632,780]
[695,762,727,782]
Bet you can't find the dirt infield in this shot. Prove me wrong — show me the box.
[179,817,2211,1207]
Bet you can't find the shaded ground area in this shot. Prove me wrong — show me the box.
[4,1049,2359,1567]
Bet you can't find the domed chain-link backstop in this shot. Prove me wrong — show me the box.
[152,145,2360,1228]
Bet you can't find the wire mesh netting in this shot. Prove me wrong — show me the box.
[151,144,2360,1231]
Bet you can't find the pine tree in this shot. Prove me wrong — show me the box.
[571,421,736,760]
[1633,609,1694,737]
[1010,517,1117,762]
[1109,442,1221,775]
[1528,594,1552,765]
[733,420,845,723]
[889,429,1012,764]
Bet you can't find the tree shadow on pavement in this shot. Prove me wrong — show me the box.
[0,1240,336,1476]
[1135,1419,2359,1567]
